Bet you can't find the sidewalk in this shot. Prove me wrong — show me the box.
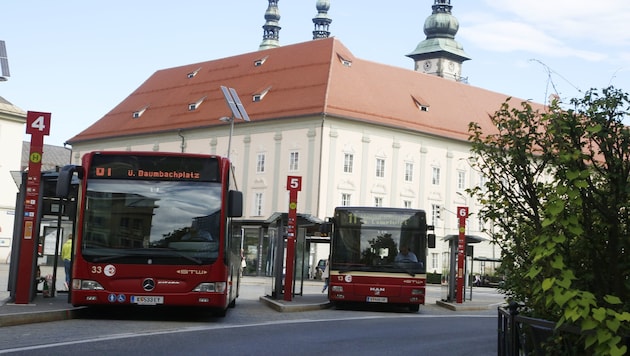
[0,263,504,327]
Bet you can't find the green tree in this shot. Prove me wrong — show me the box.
[469,87,630,355]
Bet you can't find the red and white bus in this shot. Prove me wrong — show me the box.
[327,207,434,312]
[56,151,243,316]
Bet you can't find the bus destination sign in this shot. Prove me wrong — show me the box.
[88,154,220,182]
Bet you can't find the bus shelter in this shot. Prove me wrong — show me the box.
[263,212,325,300]
[441,234,486,303]
[8,171,78,302]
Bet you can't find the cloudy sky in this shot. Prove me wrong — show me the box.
[3,0,629,146]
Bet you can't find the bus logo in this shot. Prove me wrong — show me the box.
[176,269,208,275]
[104,264,116,277]
[143,278,155,291]
[370,287,385,295]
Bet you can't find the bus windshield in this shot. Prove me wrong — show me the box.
[331,208,427,274]
[82,179,222,265]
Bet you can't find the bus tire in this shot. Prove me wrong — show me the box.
[215,307,228,317]
[229,298,236,308]
[408,304,420,312]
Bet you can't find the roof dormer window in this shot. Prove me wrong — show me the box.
[253,86,271,102]
[187,67,201,78]
[412,95,430,112]
[337,53,352,67]
[254,56,269,67]
[188,96,206,111]
[132,105,149,118]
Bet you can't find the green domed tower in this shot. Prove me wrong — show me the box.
[407,0,470,82]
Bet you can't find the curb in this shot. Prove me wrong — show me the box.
[259,296,332,312]
[435,300,499,311]
[0,308,84,327]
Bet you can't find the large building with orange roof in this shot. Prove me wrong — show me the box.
[66,1,524,277]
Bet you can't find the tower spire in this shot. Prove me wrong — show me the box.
[406,0,470,82]
[259,0,281,50]
[312,0,332,40]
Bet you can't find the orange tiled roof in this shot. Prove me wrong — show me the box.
[68,37,538,144]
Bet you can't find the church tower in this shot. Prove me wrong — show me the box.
[407,0,470,82]
[259,0,281,50]
[312,0,332,40]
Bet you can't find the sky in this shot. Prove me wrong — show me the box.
[3,0,630,146]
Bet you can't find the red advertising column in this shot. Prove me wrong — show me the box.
[284,176,302,301]
[15,111,51,304]
[456,206,468,304]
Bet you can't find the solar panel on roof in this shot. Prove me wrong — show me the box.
[229,87,250,122]
[221,86,242,120]
[0,41,9,78]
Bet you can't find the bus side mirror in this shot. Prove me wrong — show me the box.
[56,165,83,198]
[428,234,436,249]
[228,190,243,217]
[319,222,332,237]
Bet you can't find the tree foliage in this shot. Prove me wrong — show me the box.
[469,87,630,355]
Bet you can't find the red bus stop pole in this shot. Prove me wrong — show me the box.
[284,176,302,301]
[456,206,468,304]
[15,112,51,304]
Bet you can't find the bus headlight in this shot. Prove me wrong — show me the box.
[411,289,424,295]
[193,282,226,293]
[75,279,104,290]
[331,285,344,292]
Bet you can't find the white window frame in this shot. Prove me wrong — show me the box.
[289,151,299,172]
[254,192,264,216]
[431,253,439,270]
[376,158,385,178]
[432,167,440,185]
[457,170,466,190]
[256,153,266,173]
[431,204,441,226]
[343,153,354,173]
[341,193,352,206]
[404,162,413,182]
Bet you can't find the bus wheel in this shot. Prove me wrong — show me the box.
[408,304,420,312]
[215,307,228,317]
[229,298,236,308]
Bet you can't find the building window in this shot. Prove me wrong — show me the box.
[341,193,351,206]
[343,153,354,173]
[403,200,412,208]
[254,193,264,216]
[431,253,439,270]
[256,153,265,173]
[289,152,299,171]
[479,173,487,193]
[404,162,413,182]
[376,158,385,178]
[374,197,383,207]
[432,167,440,185]
[457,171,466,190]
[431,204,441,226]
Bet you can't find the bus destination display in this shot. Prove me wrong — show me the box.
[88,154,220,182]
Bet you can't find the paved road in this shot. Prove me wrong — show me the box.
[0,262,503,355]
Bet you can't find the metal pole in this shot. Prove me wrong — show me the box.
[227,117,234,160]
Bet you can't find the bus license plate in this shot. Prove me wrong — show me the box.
[366,296,388,303]
[131,296,164,305]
